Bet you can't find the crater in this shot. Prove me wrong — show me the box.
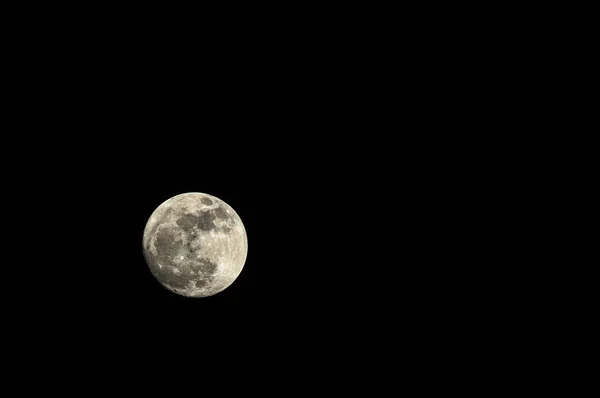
[185,238,197,250]
[201,197,213,206]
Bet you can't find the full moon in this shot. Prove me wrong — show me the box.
[142,192,248,297]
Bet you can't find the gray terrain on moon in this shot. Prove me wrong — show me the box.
[143,193,248,297]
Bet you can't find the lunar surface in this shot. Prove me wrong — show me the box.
[142,192,248,297]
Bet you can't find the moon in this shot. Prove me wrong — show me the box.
[142,192,248,297]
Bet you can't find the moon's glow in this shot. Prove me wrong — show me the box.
[142,192,248,297]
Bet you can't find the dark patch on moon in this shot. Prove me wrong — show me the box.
[221,226,231,233]
[176,214,198,232]
[154,228,179,262]
[197,258,217,275]
[213,206,229,220]
[175,210,218,233]
[195,279,208,288]
[201,197,213,205]
[196,210,216,231]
